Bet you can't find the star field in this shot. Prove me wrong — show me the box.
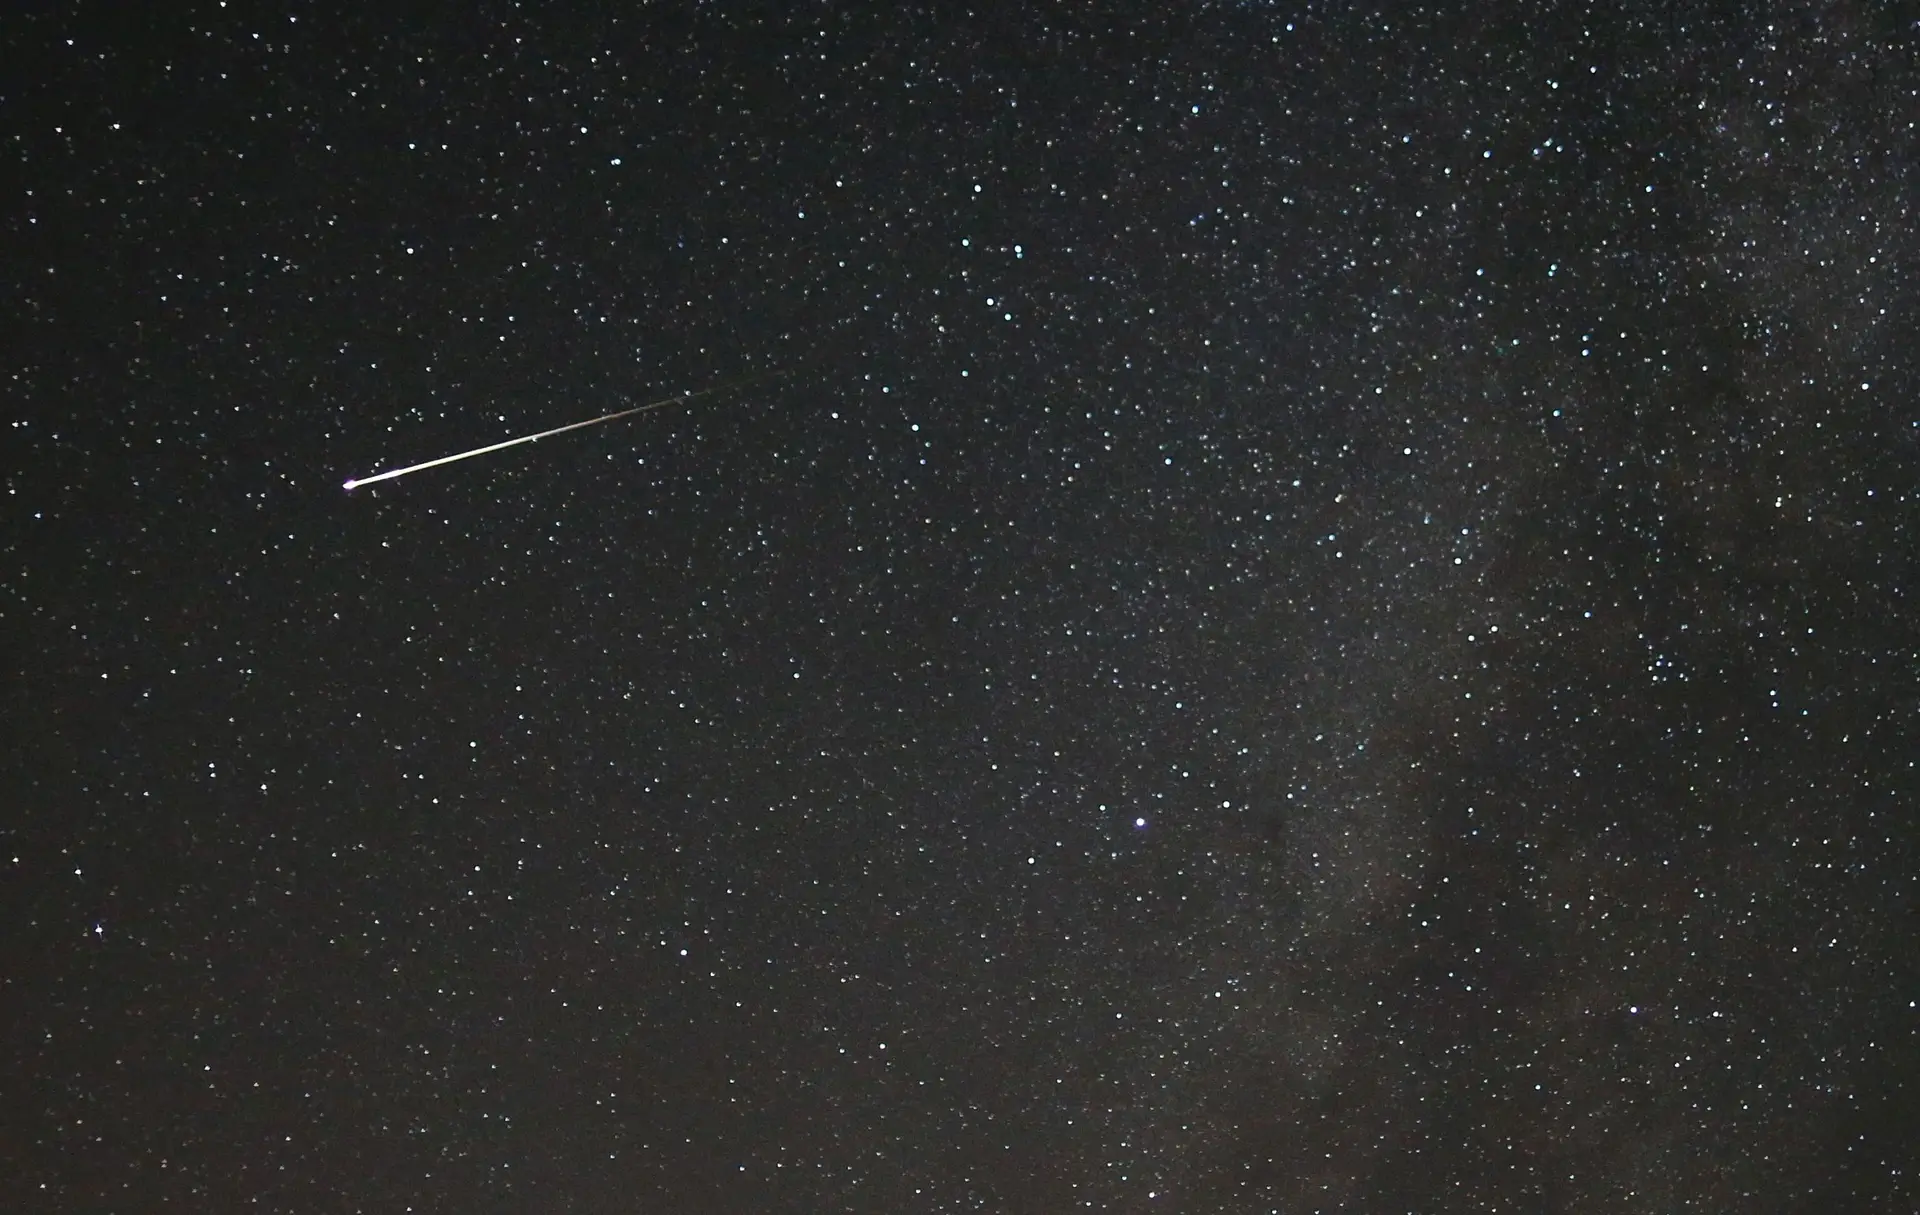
[4,3,1916,1211]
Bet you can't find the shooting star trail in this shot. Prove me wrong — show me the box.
[341,368,789,490]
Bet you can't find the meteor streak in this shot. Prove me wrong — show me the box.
[341,368,789,490]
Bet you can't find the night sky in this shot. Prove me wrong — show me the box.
[5,3,1917,1211]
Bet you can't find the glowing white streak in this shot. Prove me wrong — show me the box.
[342,398,674,489]
[341,371,784,490]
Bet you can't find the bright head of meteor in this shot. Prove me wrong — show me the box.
[342,478,361,490]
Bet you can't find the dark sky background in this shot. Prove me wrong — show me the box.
[4,2,1916,1211]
